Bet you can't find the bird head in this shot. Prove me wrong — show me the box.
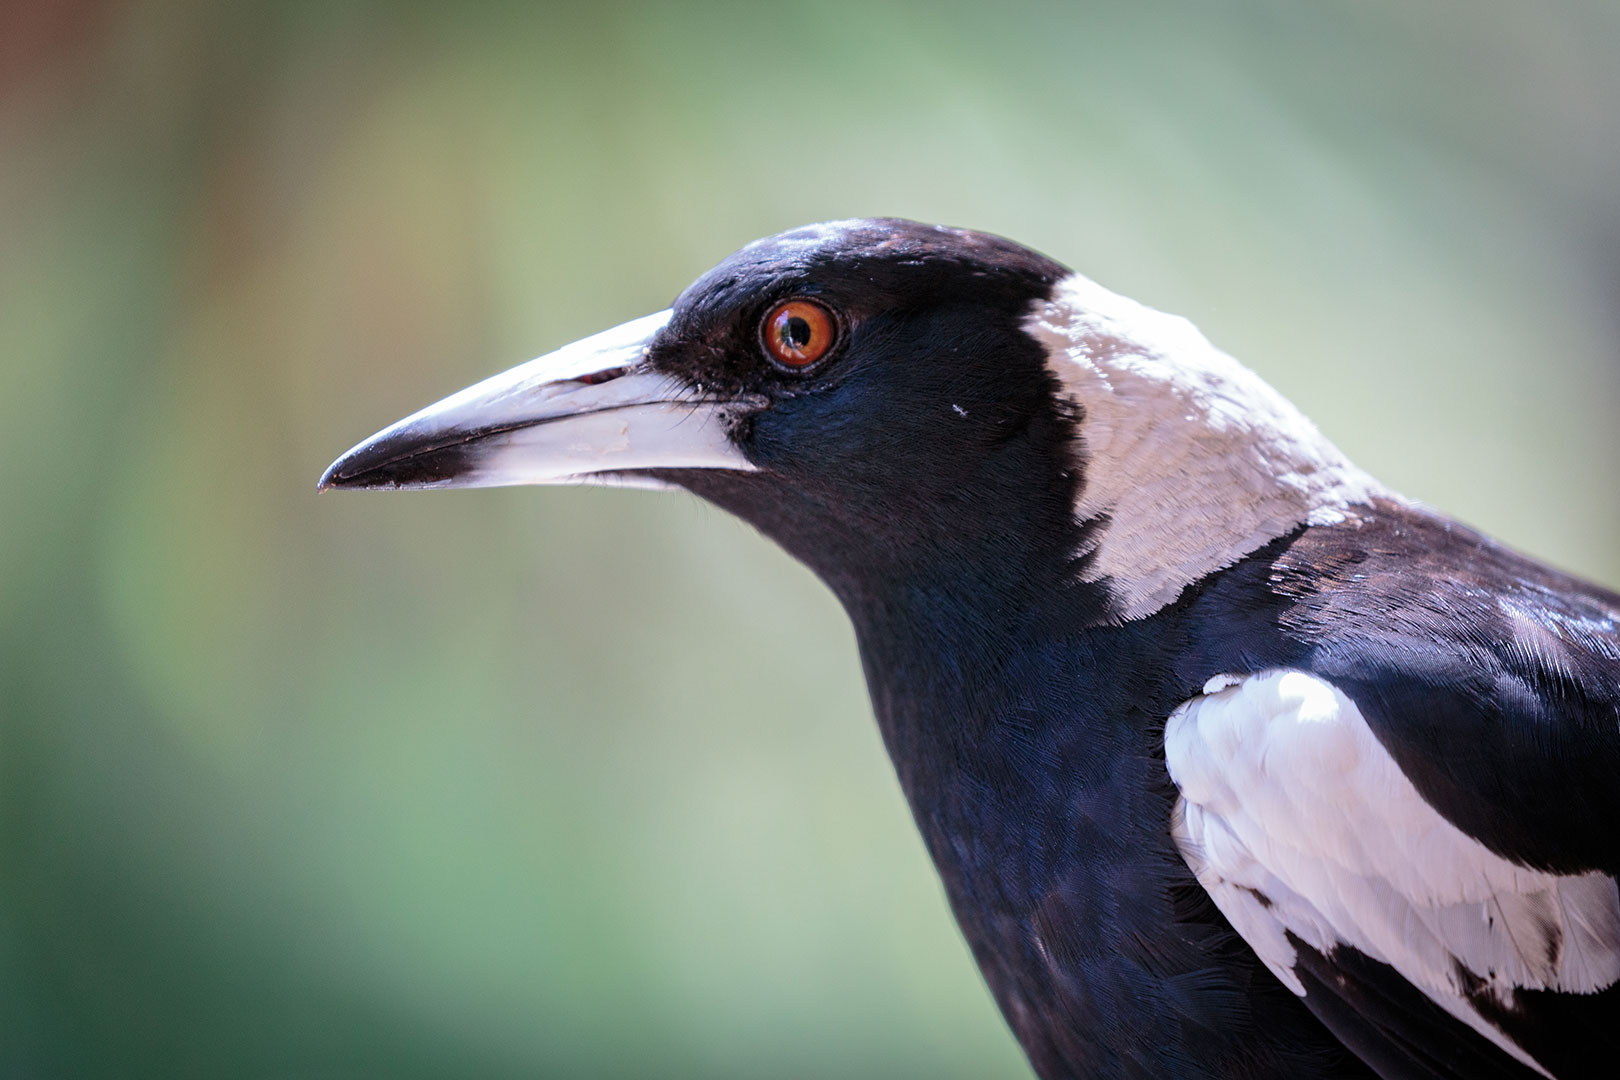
[321,218,1375,622]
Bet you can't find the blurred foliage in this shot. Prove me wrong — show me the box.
[2,1,1617,1077]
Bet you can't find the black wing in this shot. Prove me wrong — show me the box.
[1273,500,1620,877]
[1268,500,1620,1078]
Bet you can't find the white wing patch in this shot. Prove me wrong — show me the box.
[1165,669,1620,1078]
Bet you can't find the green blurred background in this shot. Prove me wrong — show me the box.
[4,1,1618,1077]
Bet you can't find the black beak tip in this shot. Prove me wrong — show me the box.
[316,459,343,493]
[317,442,380,492]
[315,429,479,493]
[316,449,388,493]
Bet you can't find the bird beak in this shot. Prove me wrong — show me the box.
[318,310,755,492]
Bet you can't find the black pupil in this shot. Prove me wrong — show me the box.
[783,315,812,349]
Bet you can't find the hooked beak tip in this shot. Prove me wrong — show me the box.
[317,451,359,492]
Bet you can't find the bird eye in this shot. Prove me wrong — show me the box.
[761,299,837,370]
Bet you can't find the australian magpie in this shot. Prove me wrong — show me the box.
[321,219,1619,1079]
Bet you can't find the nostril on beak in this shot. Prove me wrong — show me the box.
[574,366,628,386]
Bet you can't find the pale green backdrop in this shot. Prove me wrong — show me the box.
[3,2,1618,1077]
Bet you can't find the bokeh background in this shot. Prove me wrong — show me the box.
[4,1,1619,1077]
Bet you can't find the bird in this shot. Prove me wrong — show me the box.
[320,218,1620,1079]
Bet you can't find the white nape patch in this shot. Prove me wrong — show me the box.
[1024,276,1384,620]
[1166,670,1620,1078]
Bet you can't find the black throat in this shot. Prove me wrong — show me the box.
[670,302,1111,790]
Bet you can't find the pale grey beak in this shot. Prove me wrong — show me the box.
[318,310,755,492]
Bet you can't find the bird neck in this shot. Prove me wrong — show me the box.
[835,552,1112,820]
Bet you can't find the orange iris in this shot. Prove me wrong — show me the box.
[763,299,836,368]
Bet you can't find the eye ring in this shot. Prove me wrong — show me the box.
[760,298,838,371]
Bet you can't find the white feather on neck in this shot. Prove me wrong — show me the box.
[1024,274,1384,621]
